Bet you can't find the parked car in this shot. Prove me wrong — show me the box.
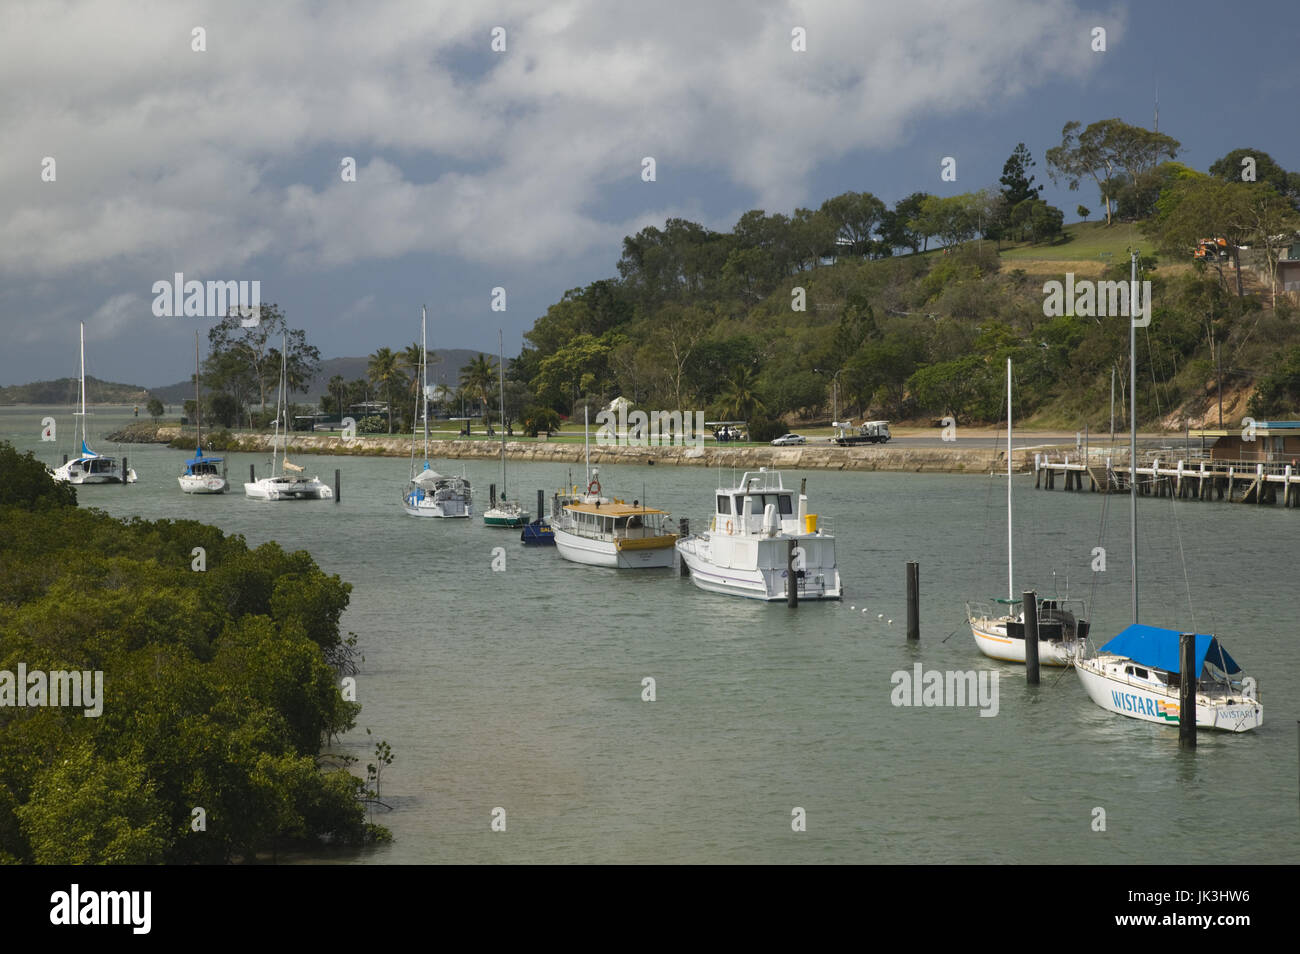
[771,433,806,446]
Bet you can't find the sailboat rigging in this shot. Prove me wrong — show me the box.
[402,306,471,517]
[179,329,227,493]
[482,330,528,527]
[52,322,137,485]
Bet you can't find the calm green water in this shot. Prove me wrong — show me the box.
[5,406,1298,863]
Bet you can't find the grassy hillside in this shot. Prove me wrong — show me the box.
[0,376,151,405]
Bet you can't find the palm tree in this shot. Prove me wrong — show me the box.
[400,342,422,406]
[367,347,404,434]
[719,365,766,421]
[328,374,346,418]
[459,354,497,424]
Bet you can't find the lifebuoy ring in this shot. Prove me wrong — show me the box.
[725,519,734,534]
[588,479,601,495]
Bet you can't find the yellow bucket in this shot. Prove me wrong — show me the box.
[805,514,818,533]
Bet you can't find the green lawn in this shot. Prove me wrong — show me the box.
[997,220,1148,263]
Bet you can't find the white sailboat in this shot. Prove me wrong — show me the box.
[243,335,333,500]
[52,322,138,485]
[1073,252,1262,732]
[551,408,678,568]
[179,329,228,493]
[965,358,1086,665]
[401,306,471,517]
[675,467,840,600]
[482,330,528,528]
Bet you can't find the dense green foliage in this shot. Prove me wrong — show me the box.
[0,377,150,405]
[0,442,384,863]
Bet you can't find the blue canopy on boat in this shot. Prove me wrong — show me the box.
[1099,624,1241,675]
[185,446,222,466]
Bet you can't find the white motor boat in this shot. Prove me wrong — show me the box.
[676,468,840,600]
[402,306,470,517]
[550,469,677,568]
[52,323,138,486]
[244,334,333,501]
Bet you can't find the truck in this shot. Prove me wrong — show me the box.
[832,420,891,446]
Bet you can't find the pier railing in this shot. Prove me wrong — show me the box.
[1033,450,1300,506]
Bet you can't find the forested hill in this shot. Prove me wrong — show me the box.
[0,376,151,405]
[511,134,1300,433]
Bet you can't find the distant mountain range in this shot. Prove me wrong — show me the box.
[2,349,489,406]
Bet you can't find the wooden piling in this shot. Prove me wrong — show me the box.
[122,456,127,485]
[1179,633,1196,749]
[905,561,919,640]
[786,540,798,608]
[1023,590,1040,685]
[250,463,256,483]
[537,489,544,521]
[489,483,496,508]
[679,519,689,576]
[334,468,341,503]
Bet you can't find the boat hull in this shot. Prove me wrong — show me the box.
[483,507,528,528]
[179,475,228,494]
[553,527,676,568]
[402,490,471,517]
[53,459,136,484]
[1074,656,1262,732]
[969,619,1076,666]
[244,477,333,500]
[676,534,841,601]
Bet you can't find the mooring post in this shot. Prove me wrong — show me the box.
[250,463,256,483]
[679,519,689,576]
[490,483,496,508]
[1179,633,1197,748]
[537,489,544,521]
[334,468,341,503]
[1023,590,1040,685]
[121,456,127,485]
[906,561,919,640]
[786,540,798,608]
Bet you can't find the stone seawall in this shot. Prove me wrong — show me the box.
[110,424,1048,473]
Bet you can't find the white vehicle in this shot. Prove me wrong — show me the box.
[770,433,806,446]
[244,335,333,501]
[832,420,890,445]
[676,468,840,601]
[52,323,138,485]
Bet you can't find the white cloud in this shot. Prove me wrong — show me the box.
[1,0,1114,281]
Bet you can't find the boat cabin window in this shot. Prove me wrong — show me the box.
[1125,666,1149,680]
[747,493,793,514]
[717,495,731,514]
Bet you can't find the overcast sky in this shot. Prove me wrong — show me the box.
[3,0,1297,388]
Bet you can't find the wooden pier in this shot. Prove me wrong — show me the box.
[1034,452,1300,507]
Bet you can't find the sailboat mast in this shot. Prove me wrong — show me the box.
[195,329,202,449]
[1007,357,1013,603]
[1129,250,1139,624]
[79,322,86,448]
[421,306,429,467]
[498,329,506,496]
[584,406,590,488]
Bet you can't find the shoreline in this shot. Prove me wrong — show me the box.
[106,423,1091,473]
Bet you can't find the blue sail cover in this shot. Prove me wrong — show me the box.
[81,439,97,458]
[185,447,221,466]
[1100,624,1241,675]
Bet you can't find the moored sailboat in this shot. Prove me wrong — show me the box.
[482,330,528,528]
[52,323,138,485]
[244,335,333,500]
[966,358,1086,664]
[179,330,228,493]
[1073,251,1262,731]
[402,306,471,517]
